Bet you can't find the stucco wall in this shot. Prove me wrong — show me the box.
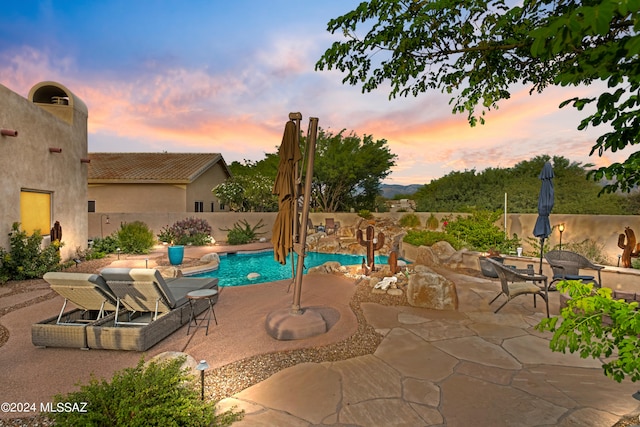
[88,183,186,213]
[0,82,88,261]
[88,211,640,265]
[186,163,229,212]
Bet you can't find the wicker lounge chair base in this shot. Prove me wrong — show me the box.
[86,300,209,351]
[32,309,116,350]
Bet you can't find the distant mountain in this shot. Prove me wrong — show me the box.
[380,184,422,199]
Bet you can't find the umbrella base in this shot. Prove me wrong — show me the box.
[265,307,327,341]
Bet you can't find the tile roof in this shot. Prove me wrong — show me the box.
[88,153,230,183]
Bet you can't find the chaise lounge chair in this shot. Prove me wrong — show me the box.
[32,272,120,349]
[87,268,218,351]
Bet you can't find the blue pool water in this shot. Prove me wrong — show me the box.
[190,250,391,287]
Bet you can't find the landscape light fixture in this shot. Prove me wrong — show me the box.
[558,223,565,251]
[100,214,110,238]
[196,360,209,400]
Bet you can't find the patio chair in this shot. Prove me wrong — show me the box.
[544,250,604,288]
[325,218,339,235]
[100,268,218,326]
[486,258,549,317]
[307,218,317,233]
[42,272,118,324]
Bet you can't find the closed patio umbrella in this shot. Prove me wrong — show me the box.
[271,120,302,265]
[533,161,554,274]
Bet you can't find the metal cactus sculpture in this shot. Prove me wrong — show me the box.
[388,250,400,274]
[357,225,385,274]
[617,227,640,268]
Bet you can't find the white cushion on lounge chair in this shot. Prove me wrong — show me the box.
[43,272,118,312]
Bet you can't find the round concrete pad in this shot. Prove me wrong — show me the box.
[266,307,330,340]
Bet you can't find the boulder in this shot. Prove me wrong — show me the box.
[407,265,458,310]
[308,261,344,274]
[200,252,220,267]
[314,237,341,254]
[431,241,456,259]
[414,246,439,267]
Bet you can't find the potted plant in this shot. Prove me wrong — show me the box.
[167,242,184,265]
[478,248,504,278]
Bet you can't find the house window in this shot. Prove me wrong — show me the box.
[219,202,225,211]
[20,190,52,235]
[195,201,204,212]
[88,200,96,212]
[210,202,215,212]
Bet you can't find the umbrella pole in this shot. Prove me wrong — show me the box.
[289,112,302,282]
[291,117,318,315]
[539,237,545,275]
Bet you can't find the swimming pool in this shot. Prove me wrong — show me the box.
[189,250,392,287]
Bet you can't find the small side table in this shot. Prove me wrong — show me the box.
[187,289,218,336]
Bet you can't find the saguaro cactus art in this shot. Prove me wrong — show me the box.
[618,227,640,268]
[357,225,385,274]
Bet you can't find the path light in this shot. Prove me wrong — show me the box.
[196,360,209,400]
[116,248,121,260]
[558,223,565,251]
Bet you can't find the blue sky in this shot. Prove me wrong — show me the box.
[0,1,626,184]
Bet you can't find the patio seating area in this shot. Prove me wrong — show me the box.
[1,244,640,426]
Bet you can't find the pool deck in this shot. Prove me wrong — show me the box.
[1,243,640,426]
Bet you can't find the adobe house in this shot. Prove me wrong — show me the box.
[87,152,232,214]
[0,81,89,261]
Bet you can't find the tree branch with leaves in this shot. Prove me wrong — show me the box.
[316,0,640,193]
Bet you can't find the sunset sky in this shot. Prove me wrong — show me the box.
[0,1,626,185]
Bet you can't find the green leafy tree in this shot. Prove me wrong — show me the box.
[310,128,397,212]
[317,0,640,193]
[413,155,626,213]
[213,158,279,212]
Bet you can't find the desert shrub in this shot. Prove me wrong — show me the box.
[403,230,462,250]
[358,209,373,219]
[222,219,265,245]
[0,222,62,283]
[169,217,213,246]
[563,238,609,265]
[399,213,421,228]
[443,210,518,251]
[156,225,175,244]
[116,221,155,254]
[84,235,120,259]
[49,356,243,426]
[425,213,439,230]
